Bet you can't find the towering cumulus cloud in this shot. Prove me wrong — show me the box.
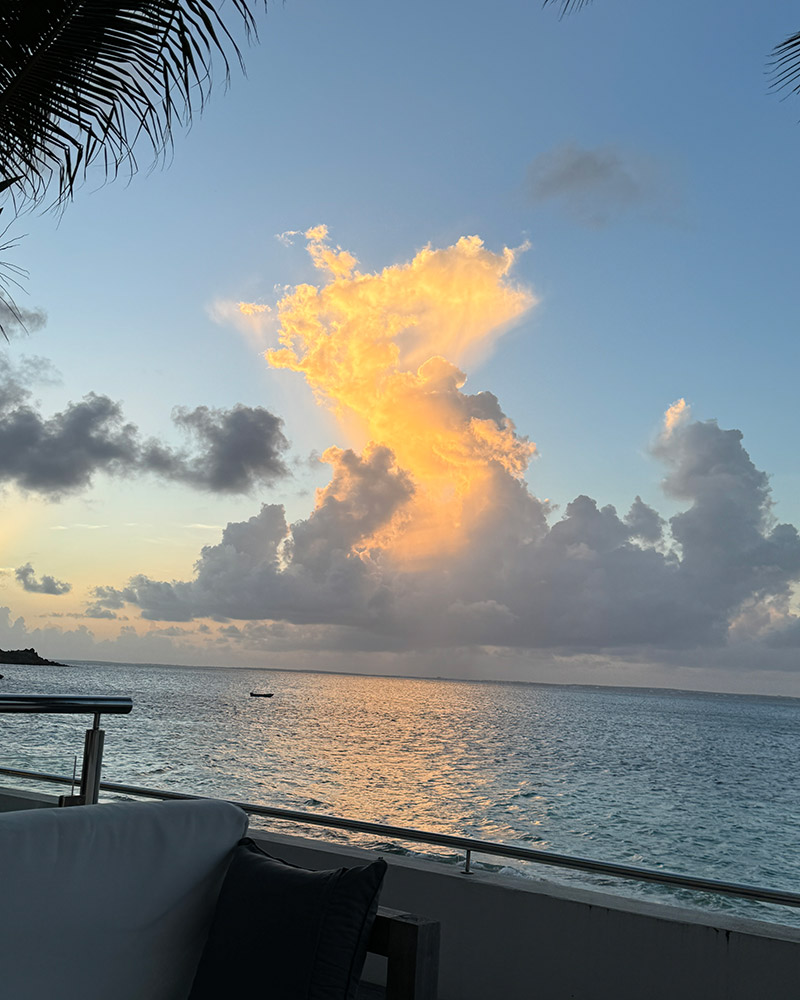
[268,226,535,565]
[91,230,800,667]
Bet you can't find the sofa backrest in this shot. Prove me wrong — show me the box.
[0,797,248,1000]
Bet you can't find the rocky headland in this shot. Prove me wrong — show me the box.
[0,647,65,666]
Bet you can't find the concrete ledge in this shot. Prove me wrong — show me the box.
[0,786,60,812]
[1,790,794,999]
[248,826,800,1000]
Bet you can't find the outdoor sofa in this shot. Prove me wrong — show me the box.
[0,797,439,1000]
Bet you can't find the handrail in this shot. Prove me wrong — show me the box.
[0,696,132,805]
[0,695,132,715]
[0,765,799,910]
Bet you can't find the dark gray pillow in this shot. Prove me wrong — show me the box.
[189,839,387,1000]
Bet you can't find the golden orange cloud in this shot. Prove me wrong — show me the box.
[257,228,537,567]
[663,398,690,435]
[238,302,271,316]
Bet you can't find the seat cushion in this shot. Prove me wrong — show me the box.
[0,798,248,1000]
[189,839,387,1000]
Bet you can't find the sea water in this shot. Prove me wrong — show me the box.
[1,660,798,926]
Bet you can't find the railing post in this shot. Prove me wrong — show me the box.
[79,714,105,805]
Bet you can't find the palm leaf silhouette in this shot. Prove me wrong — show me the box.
[542,0,800,106]
[0,1,264,209]
[770,31,800,98]
[541,0,593,15]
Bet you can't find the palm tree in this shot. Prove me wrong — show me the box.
[0,1,264,330]
[542,1,800,100]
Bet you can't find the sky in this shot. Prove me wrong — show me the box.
[2,0,800,694]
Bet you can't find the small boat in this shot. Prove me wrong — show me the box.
[249,692,273,698]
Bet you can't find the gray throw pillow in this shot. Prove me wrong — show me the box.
[189,839,387,1000]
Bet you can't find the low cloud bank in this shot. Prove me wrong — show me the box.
[89,401,800,659]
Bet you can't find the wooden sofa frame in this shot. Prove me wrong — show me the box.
[361,907,441,1000]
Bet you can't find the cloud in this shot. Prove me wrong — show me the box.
[0,606,231,667]
[51,523,108,531]
[84,605,119,620]
[0,303,47,339]
[14,563,71,595]
[143,404,288,493]
[82,230,800,673]
[5,598,800,693]
[261,226,535,566]
[0,385,141,494]
[91,402,800,662]
[527,143,671,227]
[266,225,534,376]
[206,298,273,346]
[0,356,289,497]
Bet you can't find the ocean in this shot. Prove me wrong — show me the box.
[1,660,798,926]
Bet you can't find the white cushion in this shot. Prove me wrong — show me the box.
[0,798,248,1000]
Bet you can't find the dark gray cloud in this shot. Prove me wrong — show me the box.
[83,607,118,619]
[0,356,289,496]
[90,446,413,625]
[624,495,665,544]
[527,143,669,227]
[0,388,141,493]
[289,445,414,574]
[143,404,288,493]
[15,562,71,595]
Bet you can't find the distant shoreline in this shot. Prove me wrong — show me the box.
[49,657,800,703]
[0,647,65,667]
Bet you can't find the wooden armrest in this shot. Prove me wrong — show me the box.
[366,906,440,1000]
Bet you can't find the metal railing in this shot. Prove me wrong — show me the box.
[0,695,132,718]
[0,763,798,911]
[0,695,132,806]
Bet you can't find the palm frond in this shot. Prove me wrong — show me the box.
[0,1,265,209]
[0,209,27,340]
[541,0,593,17]
[769,31,800,97]
[542,3,800,118]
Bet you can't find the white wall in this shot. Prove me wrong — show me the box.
[250,828,800,1000]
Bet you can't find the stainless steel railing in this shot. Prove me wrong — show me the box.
[0,695,132,806]
[0,695,132,717]
[0,762,798,910]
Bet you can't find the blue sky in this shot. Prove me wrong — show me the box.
[3,0,800,693]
